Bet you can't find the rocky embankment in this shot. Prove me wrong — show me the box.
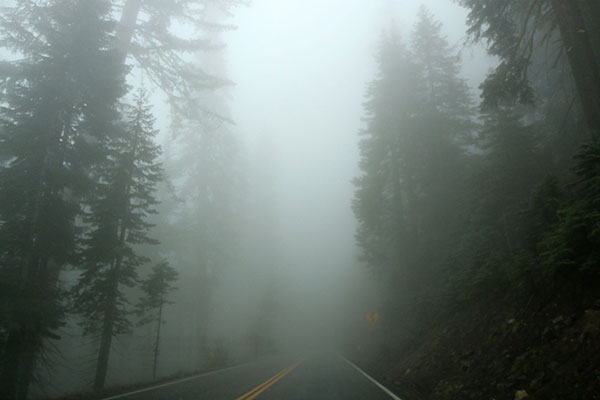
[356,279,600,400]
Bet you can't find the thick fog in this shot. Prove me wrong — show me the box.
[4,0,599,398]
[37,0,494,395]
[211,0,494,352]
[1,0,503,397]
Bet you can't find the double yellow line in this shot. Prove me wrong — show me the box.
[236,360,302,400]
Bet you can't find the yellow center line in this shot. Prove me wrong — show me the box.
[235,366,291,400]
[235,360,303,400]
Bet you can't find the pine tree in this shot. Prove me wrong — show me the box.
[354,10,474,334]
[457,0,600,134]
[113,0,244,120]
[137,259,178,380]
[0,1,127,398]
[407,7,473,276]
[150,2,244,370]
[412,6,473,123]
[353,26,419,285]
[72,88,162,390]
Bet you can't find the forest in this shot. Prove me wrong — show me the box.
[0,0,599,399]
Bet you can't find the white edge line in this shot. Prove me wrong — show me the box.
[99,363,248,400]
[341,356,403,400]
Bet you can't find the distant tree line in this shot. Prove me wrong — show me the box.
[354,2,600,345]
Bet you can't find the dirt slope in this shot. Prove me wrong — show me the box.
[354,279,600,400]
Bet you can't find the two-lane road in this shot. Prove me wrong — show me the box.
[102,354,401,400]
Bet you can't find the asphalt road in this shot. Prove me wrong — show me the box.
[101,354,401,400]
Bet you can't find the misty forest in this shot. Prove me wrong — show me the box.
[0,0,599,399]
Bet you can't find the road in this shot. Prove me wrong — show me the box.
[101,354,401,400]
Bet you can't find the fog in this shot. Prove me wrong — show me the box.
[210,0,493,352]
[1,0,512,397]
[43,0,494,393]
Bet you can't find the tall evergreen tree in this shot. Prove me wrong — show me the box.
[353,26,418,285]
[72,88,162,390]
[354,10,474,335]
[151,2,244,370]
[407,7,473,287]
[0,1,127,398]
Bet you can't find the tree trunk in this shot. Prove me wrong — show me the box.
[115,0,142,63]
[152,301,163,380]
[0,242,55,399]
[550,0,600,135]
[94,184,134,389]
[15,342,37,400]
[0,327,38,400]
[93,268,117,390]
[94,318,114,390]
